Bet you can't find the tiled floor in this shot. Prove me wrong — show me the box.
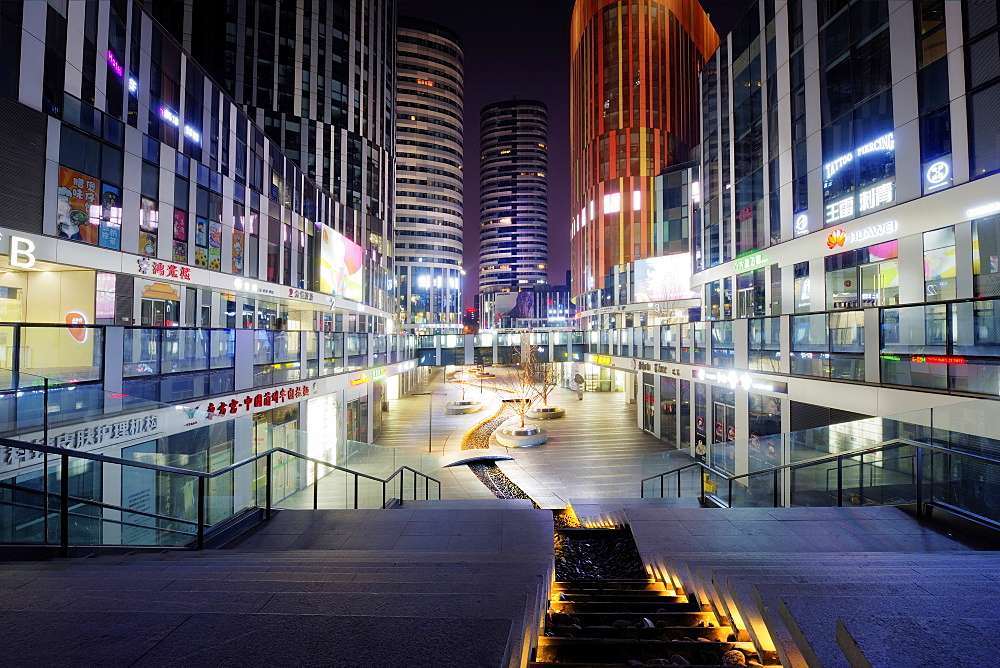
[372,368,692,506]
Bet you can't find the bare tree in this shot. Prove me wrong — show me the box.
[487,344,537,428]
[444,365,471,401]
[528,357,560,407]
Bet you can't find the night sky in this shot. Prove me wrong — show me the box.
[395,0,753,306]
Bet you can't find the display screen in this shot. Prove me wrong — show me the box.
[633,253,697,302]
[318,225,363,301]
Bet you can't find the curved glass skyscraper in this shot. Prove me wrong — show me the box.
[394,17,465,333]
[569,0,718,300]
[479,100,549,294]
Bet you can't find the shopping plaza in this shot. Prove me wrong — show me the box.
[0,0,998,538]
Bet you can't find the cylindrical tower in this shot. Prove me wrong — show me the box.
[394,17,465,332]
[569,0,718,298]
[479,100,549,294]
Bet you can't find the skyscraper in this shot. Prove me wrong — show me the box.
[569,0,718,299]
[394,17,465,333]
[478,99,549,294]
[143,0,396,311]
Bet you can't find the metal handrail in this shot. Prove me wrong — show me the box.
[641,438,1000,517]
[0,436,442,555]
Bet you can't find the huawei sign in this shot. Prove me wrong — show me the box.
[827,229,846,249]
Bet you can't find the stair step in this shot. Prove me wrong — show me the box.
[554,580,666,591]
[544,625,730,642]
[555,591,677,602]
[536,637,762,665]
[548,611,718,627]
[549,598,695,614]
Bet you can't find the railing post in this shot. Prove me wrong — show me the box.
[60,453,69,558]
[699,468,705,505]
[728,478,733,507]
[382,481,386,509]
[265,452,272,520]
[915,446,924,518]
[773,469,779,508]
[413,469,417,500]
[197,476,205,550]
[313,463,319,510]
[43,452,49,544]
[837,456,843,507]
[354,473,359,509]
[660,474,664,498]
[858,453,864,505]
[676,470,681,498]
[425,475,429,500]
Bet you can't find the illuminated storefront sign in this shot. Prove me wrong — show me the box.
[794,214,809,235]
[824,132,895,180]
[827,221,899,250]
[128,76,138,95]
[204,384,313,416]
[733,253,768,273]
[106,51,124,77]
[349,373,370,386]
[967,201,1000,219]
[692,368,787,394]
[184,125,201,144]
[883,355,966,365]
[233,277,276,296]
[858,181,894,213]
[159,107,180,127]
[825,182,895,224]
[4,234,36,268]
[138,257,192,281]
[924,159,951,193]
[2,415,161,472]
[591,355,612,365]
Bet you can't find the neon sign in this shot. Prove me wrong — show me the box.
[824,132,895,180]
[967,202,1000,219]
[733,253,768,273]
[184,125,201,144]
[106,51,123,77]
[159,107,180,127]
[882,355,966,365]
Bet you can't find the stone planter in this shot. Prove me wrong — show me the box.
[444,400,483,415]
[475,372,495,379]
[527,405,565,420]
[495,424,547,447]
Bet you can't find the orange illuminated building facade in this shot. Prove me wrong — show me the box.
[570,0,718,298]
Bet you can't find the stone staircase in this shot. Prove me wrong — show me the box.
[532,577,772,667]
[0,505,554,667]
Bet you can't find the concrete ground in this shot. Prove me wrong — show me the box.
[373,367,697,508]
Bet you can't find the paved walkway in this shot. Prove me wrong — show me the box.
[374,367,698,508]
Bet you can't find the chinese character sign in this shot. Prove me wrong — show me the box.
[57,167,101,245]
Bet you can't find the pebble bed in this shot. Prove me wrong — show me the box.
[461,403,540,507]
[554,530,648,581]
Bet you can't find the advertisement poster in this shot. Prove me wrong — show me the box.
[56,166,101,244]
[172,240,188,264]
[194,247,208,267]
[195,217,207,246]
[173,210,187,241]
[208,221,223,270]
[99,183,122,249]
[318,224,363,301]
[139,197,158,257]
[232,230,245,275]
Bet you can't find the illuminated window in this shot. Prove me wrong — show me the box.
[416,78,435,86]
[500,149,511,155]
[632,190,641,210]
[603,192,621,214]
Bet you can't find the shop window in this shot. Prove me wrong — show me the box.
[970,83,1000,178]
[923,226,956,301]
[973,214,1000,296]
[825,241,898,309]
[749,316,781,372]
[794,261,811,313]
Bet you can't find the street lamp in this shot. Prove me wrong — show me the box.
[413,391,446,453]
